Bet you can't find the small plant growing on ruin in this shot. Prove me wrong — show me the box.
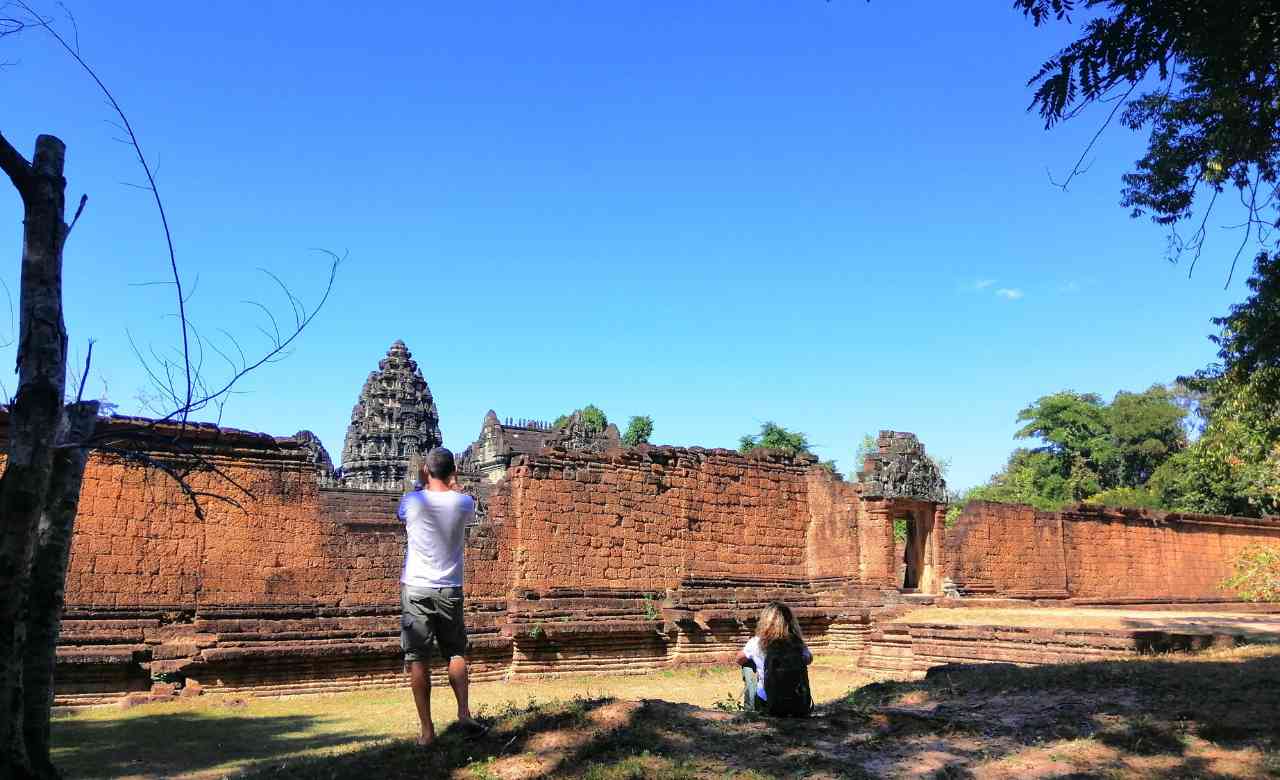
[623,415,654,446]
[641,594,662,621]
[529,622,545,640]
[1222,545,1280,602]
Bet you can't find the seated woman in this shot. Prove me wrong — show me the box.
[736,601,814,716]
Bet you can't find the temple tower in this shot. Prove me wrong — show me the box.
[338,340,442,491]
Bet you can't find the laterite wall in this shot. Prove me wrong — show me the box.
[947,501,1280,601]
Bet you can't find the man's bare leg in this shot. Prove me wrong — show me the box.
[448,655,489,735]
[448,655,480,726]
[409,660,436,745]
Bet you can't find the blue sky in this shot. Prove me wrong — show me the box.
[0,1,1252,489]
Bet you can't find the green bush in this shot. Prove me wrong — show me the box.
[623,415,654,446]
[1222,545,1280,602]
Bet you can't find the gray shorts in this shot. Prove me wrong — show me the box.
[400,584,469,662]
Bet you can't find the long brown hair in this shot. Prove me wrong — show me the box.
[755,601,805,651]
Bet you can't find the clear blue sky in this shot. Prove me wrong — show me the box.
[0,1,1252,489]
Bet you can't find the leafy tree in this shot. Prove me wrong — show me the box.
[1015,391,1117,500]
[1156,256,1280,516]
[554,404,608,434]
[1013,387,1187,501]
[579,404,608,433]
[1107,386,1190,486]
[1017,1,1280,280]
[739,421,811,457]
[1187,253,1280,412]
[854,433,878,464]
[622,415,654,446]
[953,386,1188,519]
[1084,486,1165,511]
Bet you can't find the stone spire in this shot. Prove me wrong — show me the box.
[338,340,442,491]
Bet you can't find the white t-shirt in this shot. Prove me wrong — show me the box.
[397,489,475,588]
[742,636,812,701]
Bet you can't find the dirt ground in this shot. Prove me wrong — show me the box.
[901,605,1280,641]
[231,645,1280,779]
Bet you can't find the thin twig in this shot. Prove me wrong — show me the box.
[18,0,195,428]
[75,338,93,403]
[65,192,87,238]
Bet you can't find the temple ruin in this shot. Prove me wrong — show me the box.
[2,340,1277,707]
[459,409,622,486]
[335,340,440,490]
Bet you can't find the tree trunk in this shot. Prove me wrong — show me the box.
[23,402,97,778]
[0,134,72,780]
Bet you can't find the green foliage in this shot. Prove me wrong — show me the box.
[1011,387,1188,503]
[854,434,878,465]
[1222,545,1280,602]
[1156,257,1280,517]
[641,593,661,621]
[622,415,654,447]
[580,404,607,433]
[738,421,811,457]
[1083,486,1164,511]
[1017,3,1280,273]
[819,459,842,479]
[554,405,609,434]
[966,449,1075,511]
[892,517,909,544]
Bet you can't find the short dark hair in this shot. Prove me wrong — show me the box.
[424,447,456,481]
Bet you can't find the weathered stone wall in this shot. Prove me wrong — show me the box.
[804,472,862,581]
[63,423,322,610]
[945,502,1069,599]
[19,416,888,705]
[1062,505,1280,601]
[946,501,1280,602]
[502,446,826,592]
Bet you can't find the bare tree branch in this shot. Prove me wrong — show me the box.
[0,131,33,194]
[63,193,86,238]
[73,338,92,403]
[15,0,195,426]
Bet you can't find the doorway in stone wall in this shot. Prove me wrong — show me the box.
[899,512,922,591]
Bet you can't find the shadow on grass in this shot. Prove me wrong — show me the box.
[52,710,376,779]
[57,650,1280,779]
[235,695,879,780]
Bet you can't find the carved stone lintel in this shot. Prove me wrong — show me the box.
[857,431,947,503]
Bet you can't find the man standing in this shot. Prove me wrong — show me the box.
[398,447,486,745]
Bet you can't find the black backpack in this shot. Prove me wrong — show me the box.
[763,640,813,717]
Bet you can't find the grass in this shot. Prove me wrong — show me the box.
[50,647,1280,778]
[50,661,869,779]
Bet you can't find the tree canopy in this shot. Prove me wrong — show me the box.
[1017,1,1280,279]
[1153,255,1280,516]
[957,386,1188,512]
[622,415,654,446]
[739,422,811,457]
[554,404,608,434]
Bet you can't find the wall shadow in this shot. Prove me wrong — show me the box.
[57,651,1280,779]
[53,711,372,779]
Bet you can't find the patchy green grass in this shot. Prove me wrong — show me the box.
[51,662,868,779]
[51,647,1280,778]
